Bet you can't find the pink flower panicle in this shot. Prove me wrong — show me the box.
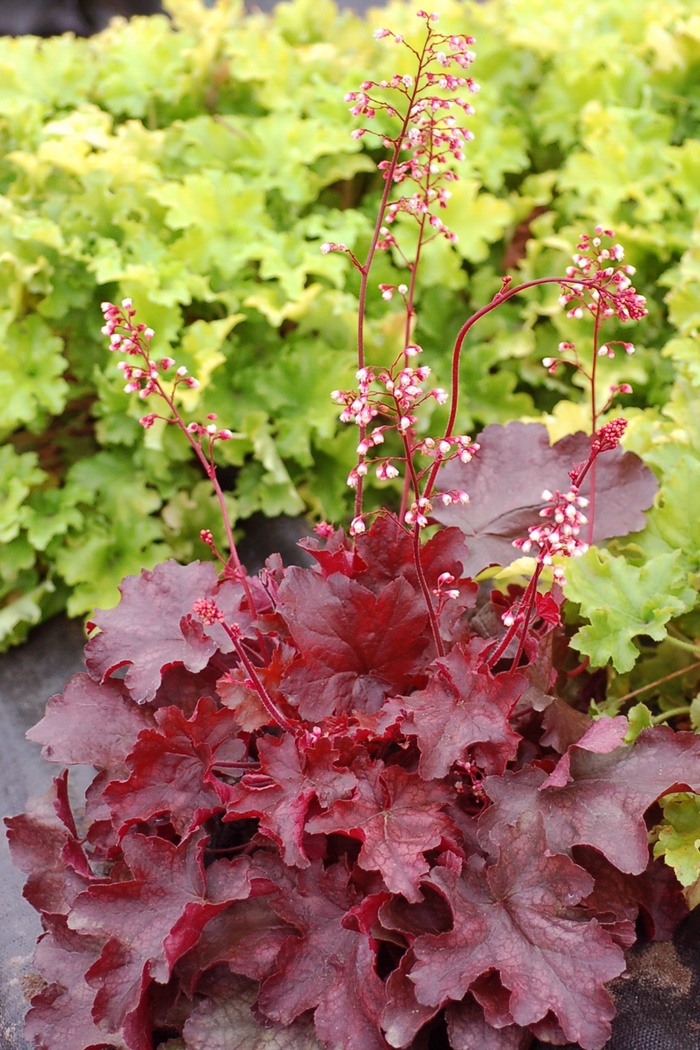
[332,348,477,522]
[513,486,590,586]
[557,227,647,325]
[344,11,478,247]
[100,300,232,447]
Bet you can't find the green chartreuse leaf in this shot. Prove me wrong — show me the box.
[443,178,515,263]
[626,455,700,573]
[624,702,654,743]
[0,314,69,437]
[564,548,697,672]
[0,446,46,543]
[51,452,168,616]
[0,577,56,652]
[652,793,700,888]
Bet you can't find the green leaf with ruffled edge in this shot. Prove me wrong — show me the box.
[0,314,69,438]
[652,793,700,888]
[564,548,697,672]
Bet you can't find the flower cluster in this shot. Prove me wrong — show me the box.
[331,344,477,533]
[192,597,224,626]
[558,226,647,326]
[591,416,628,454]
[513,486,590,585]
[341,11,479,247]
[100,300,233,445]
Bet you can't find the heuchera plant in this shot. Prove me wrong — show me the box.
[7,13,700,1050]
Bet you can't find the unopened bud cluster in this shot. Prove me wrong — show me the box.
[591,416,628,454]
[192,598,224,626]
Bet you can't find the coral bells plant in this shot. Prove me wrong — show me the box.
[7,12,700,1050]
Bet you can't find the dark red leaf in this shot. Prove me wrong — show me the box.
[299,526,365,578]
[24,915,123,1050]
[183,968,323,1049]
[306,762,457,901]
[5,773,95,916]
[541,715,628,788]
[433,422,657,574]
[26,673,153,774]
[175,897,296,993]
[70,831,253,1034]
[222,732,357,867]
[255,859,387,1050]
[104,696,246,837]
[383,645,526,779]
[381,951,439,1047]
[278,568,431,719]
[410,814,626,1049]
[85,560,247,703]
[446,997,532,1050]
[217,642,299,732]
[479,726,700,874]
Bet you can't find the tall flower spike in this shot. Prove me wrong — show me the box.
[344,12,478,250]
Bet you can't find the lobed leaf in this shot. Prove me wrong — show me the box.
[410,814,625,1050]
[383,644,526,780]
[255,859,387,1050]
[434,422,657,575]
[564,548,697,672]
[278,567,432,719]
[84,560,245,703]
[479,727,700,874]
[306,762,456,902]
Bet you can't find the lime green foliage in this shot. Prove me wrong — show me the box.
[565,360,700,686]
[564,548,696,673]
[652,793,700,891]
[0,0,700,643]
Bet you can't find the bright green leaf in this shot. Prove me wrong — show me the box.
[565,548,697,672]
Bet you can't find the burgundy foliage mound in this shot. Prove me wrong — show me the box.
[6,434,700,1050]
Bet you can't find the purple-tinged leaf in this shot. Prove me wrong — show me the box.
[278,568,431,719]
[184,969,323,1050]
[479,727,700,874]
[70,832,253,1035]
[175,898,295,993]
[410,813,625,1050]
[382,951,439,1047]
[306,762,457,901]
[104,696,246,837]
[433,422,657,574]
[26,673,153,774]
[541,714,628,788]
[446,997,532,1050]
[85,560,247,703]
[255,859,387,1050]
[384,644,526,780]
[24,915,125,1050]
[222,733,357,867]
[5,773,95,917]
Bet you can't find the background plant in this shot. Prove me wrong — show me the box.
[1,0,700,647]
